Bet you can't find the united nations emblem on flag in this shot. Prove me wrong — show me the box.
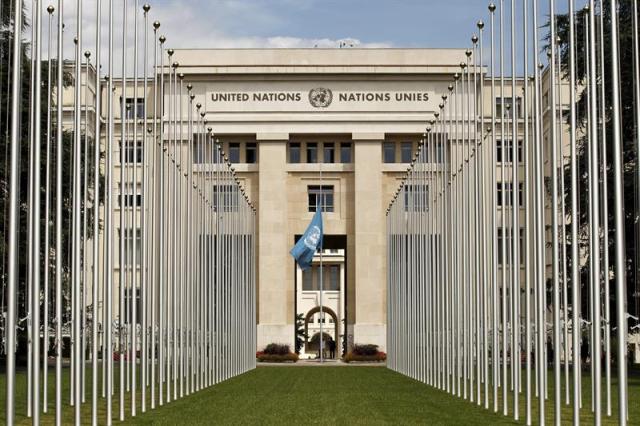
[308,87,333,108]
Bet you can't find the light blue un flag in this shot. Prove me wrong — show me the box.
[290,208,323,271]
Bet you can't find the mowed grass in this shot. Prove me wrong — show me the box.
[0,364,638,425]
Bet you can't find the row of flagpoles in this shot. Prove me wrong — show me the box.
[387,0,637,425]
[1,0,257,425]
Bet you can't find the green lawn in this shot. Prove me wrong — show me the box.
[1,365,638,425]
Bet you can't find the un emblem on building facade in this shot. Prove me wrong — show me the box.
[308,88,333,108]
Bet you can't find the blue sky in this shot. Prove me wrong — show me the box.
[143,0,556,50]
[48,1,560,75]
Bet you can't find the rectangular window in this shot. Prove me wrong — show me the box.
[289,142,301,163]
[306,143,318,163]
[498,182,524,206]
[245,142,257,164]
[122,97,145,120]
[212,185,236,212]
[119,183,142,208]
[496,97,522,119]
[497,228,525,266]
[323,143,335,163]
[436,141,444,163]
[403,185,429,212]
[302,268,315,291]
[228,143,240,163]
[120,228,142,267]
[400,142,413,163]
[383,142,395,163]
[340,142,352,163]
[327,265,340,291]
[497,140,523,163]
[193,139,205,164]
[308,185,334,212]
[121,140,143,164]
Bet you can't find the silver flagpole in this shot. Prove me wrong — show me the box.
[319,147,324,364]
[158,37,166,407]
[549,1,563,423]
[609,0,629,422]
[498,1,508,412]
[488,3,498,412]
[54,2,64,417]
[43,4,55,415]
[531,0,546,422]
[82,50,90,407]
[586,2,603,423]
[568,0,580,422]
[179,72,185,398]
[509,1,519,419]
[92,0,102,423]
[106,0,115,421]
[72,1,83,422]
[131,0,139,415]
[42,5,55,413]
[141,3,151,414]
[522,1,532,422]
[5,0,24,420]
[30,1,43,421]
[597,0,611,416]
[119,0,128,418]
[151,26,162,411]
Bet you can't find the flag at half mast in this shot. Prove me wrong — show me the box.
[290,207,323,271]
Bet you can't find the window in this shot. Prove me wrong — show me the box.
[289,143,301,163]
[306,143,318,163]
[193,140,205,164]
[302,268,315,291]
[436,141,444,163]
[326,265,340,291]
[496,182,524,206]
[120,228,142,267]
[308,185,334,212]
[496,96,522,119]
[383,142,395,163]
[245,143,257,163]
[119,183,142,208]
[323,143,335,163]
[122,97,145,120]
[302,265,340,291]
[228,143,240,163]
[400,142,413,163]
[340,143,352,163]
[496,140,523,163]
[403,184,429,212]
[497,228,525,266]
[212,185,236,212]
[121,140,143,164]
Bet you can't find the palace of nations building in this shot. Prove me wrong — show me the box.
[65,48,566,359]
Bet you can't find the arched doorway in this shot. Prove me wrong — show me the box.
[304,306,339,358]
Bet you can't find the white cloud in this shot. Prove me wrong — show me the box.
[32,0,391,76]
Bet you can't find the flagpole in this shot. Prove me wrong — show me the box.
[319,149,323,363]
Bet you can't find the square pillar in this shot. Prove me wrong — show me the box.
[256,133,294,349]
[352,133,387,351]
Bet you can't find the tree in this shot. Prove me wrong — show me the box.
[550,1,639,330]
[0,1,102,361]
[294,313,307,354]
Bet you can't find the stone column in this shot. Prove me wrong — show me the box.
[352,133,387,351]
[256,133,294,350]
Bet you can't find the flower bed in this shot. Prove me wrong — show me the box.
[256,343,299,363]
[343,344,386,363]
